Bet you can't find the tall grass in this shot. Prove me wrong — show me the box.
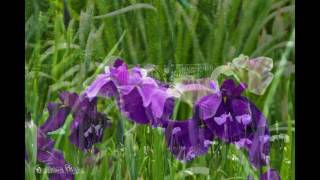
[25,0,295,179]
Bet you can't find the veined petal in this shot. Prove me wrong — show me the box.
[150,89,168,118]
[121,87,150,124]
[40,103,70,133]
[196,94,222,120]
[164,119,214,161]
[85,74,110,100]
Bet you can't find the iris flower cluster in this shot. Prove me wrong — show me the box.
[35,59,280,180]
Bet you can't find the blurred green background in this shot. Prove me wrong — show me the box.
[25,0,295,179]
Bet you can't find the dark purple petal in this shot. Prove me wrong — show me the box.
[113,59,125,68]
[204,102,244,143]
[37,130,74,180]
[248,131,270,168]
[121,87,150,124]
[221,79,246,97]
[137,84,156,107]
[37,130,55,151]
[69,110,109,151]
[164,119,214,161]
[196,93,222,120]
[260,169,281,180]
[40,103,70,133]
[39,149,75,180]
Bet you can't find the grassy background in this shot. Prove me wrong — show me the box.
[25,0,295,179]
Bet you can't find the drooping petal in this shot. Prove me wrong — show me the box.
[97,80,119,99]
[164,119,214,161]
[248,131,270,169]
[121,87,150,124]
[150,89,169,118]
[40,103,70,133]
[137,84,156,107]
[146,97,175,127]
[230,98,252,125]
[204,102,244,143]
[85,74,110,100]
[37,130,75,180]
[196,93,222,120]
[69,112,109,151]
[37,130,55,151]
[220,79,246,97]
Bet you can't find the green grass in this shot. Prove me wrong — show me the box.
[25,0,295,179]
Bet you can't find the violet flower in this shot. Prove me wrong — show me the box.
[37,130,75,180]
[79,59,279,179]
[40,102,70,133]
[58,92,110,151]
[203,79,252,143]
[85,59,174,127]
[163,80,220,161]
[163,119,214,161]
[197,79,270,169]
[37,104,75,180]
[41,91,110,151]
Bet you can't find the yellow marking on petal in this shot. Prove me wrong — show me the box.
[223,96,227,103]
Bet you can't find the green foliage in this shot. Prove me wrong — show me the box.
[25,0,295,179]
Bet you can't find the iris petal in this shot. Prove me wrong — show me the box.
[40,102,70,133]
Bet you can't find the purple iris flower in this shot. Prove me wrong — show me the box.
[41,91,110,151]
[162,80,220,161]
[163,119,214,161]
[195,79,270,169]
[37,130,74,180]
[37,105,75,180]
[203,79,252,143]
[81,59,279,178]
[85,59,174,127]
[40,102,70,133]
[58,92,110,151]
